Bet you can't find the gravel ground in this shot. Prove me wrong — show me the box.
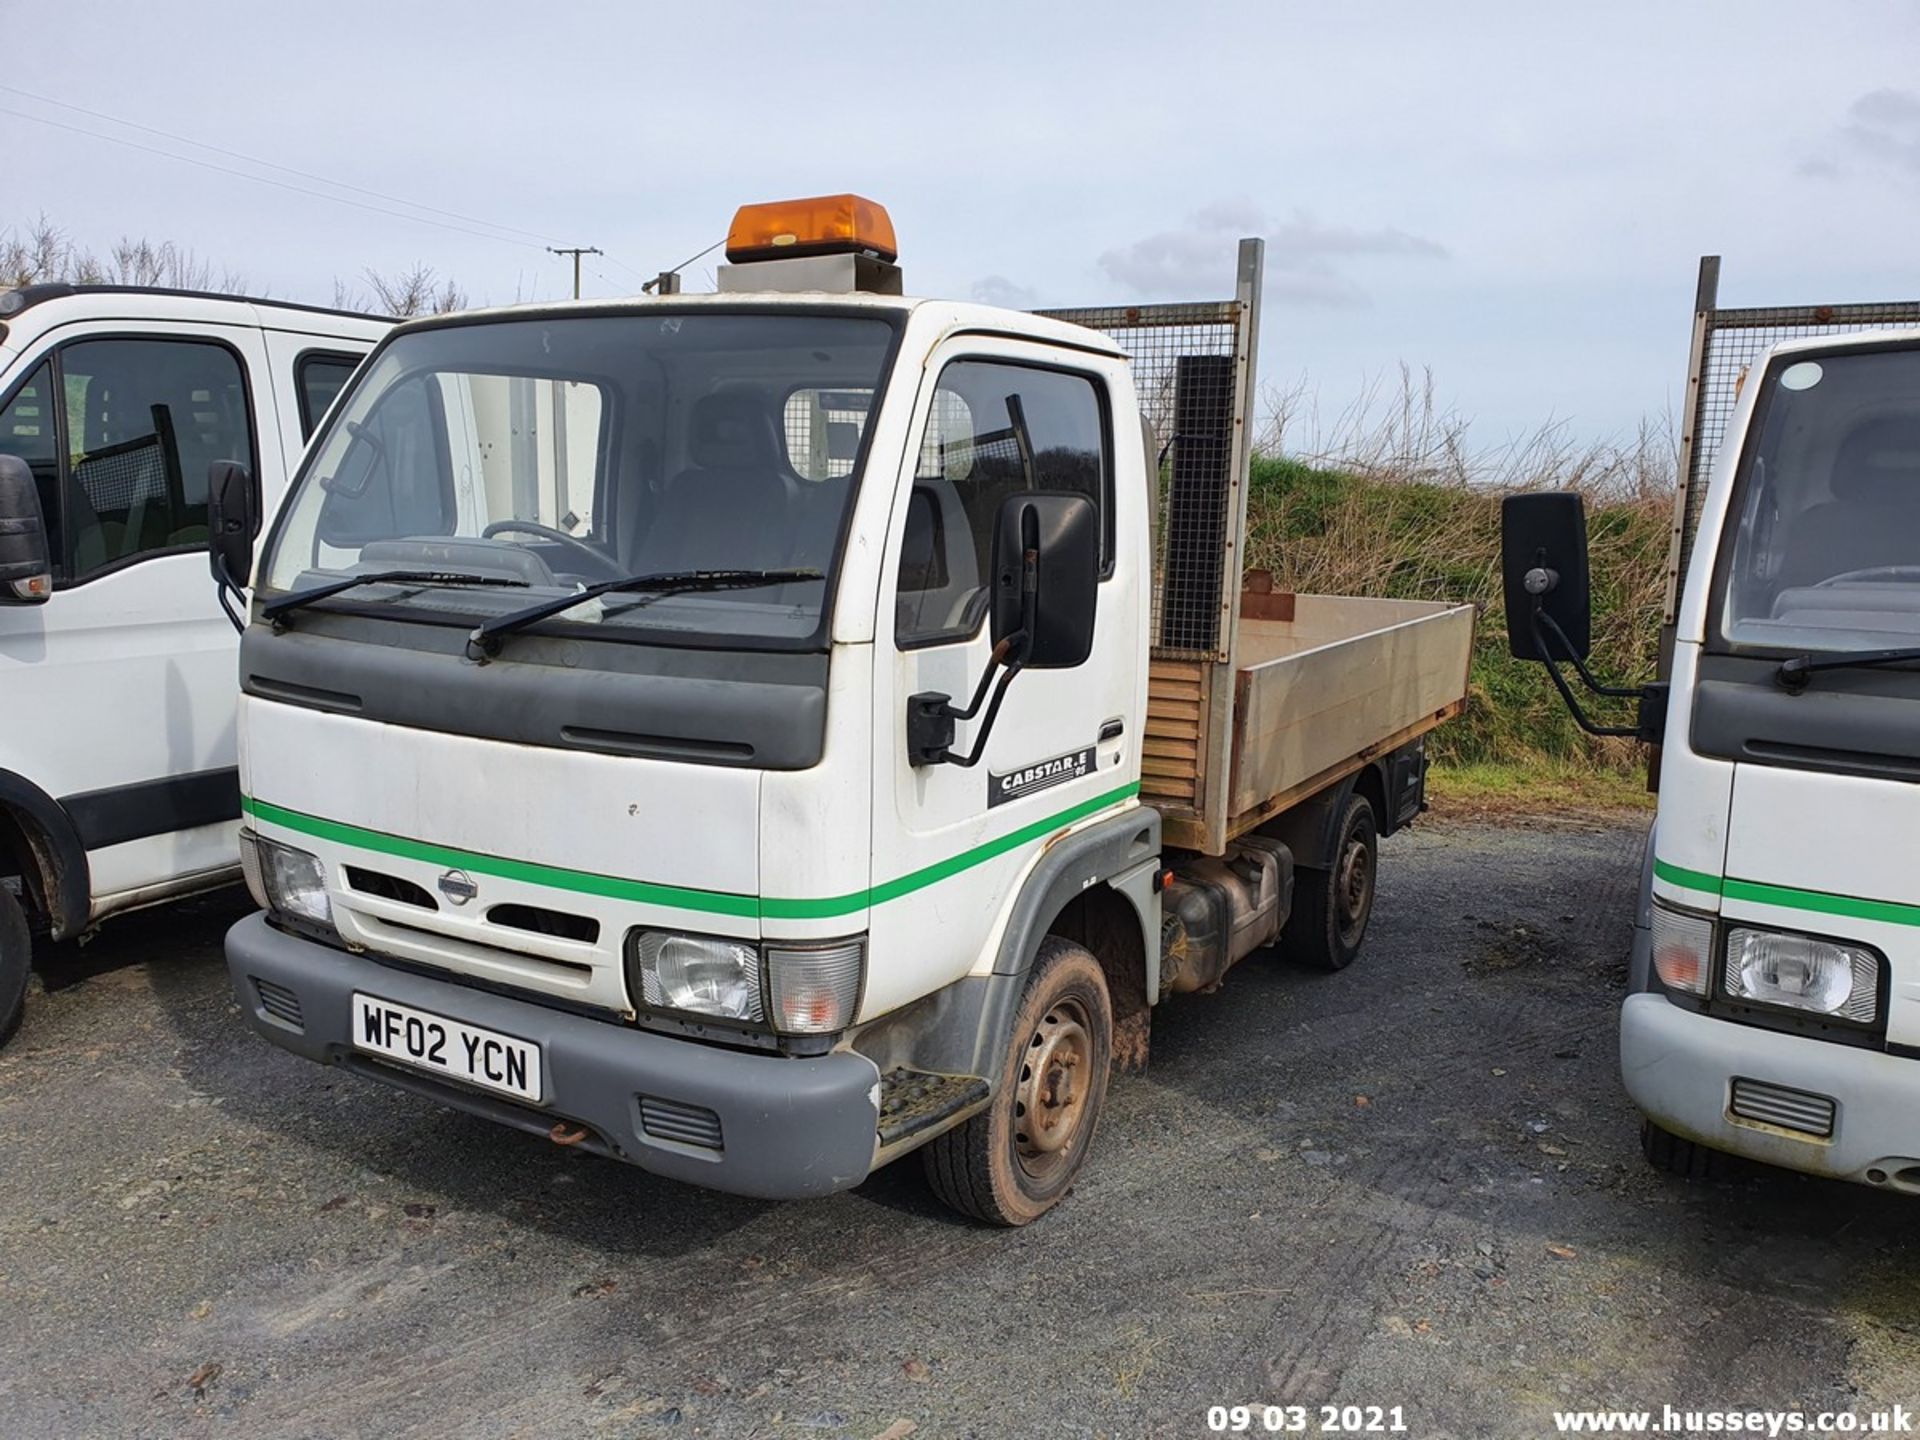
[1,815,1915,1440]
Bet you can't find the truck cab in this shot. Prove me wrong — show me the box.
[219,197,1471,1223]
[0,285,386,1044]
[1506,307,1920,1192]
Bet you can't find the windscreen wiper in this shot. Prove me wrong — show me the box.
[465,568,823,660]
[1778,646,1920,691]
[262,570,531,625]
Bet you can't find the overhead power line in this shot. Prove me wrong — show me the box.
[0,105,553,251]
[2,87,679,296]
[0,82,560,248]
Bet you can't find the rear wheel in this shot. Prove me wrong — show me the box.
[1282,791,1378,971]
[0,886,31,1049]
[922,937,1113,1226]
[1640,1118,1726,1180]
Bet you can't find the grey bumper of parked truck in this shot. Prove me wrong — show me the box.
[225,914,883,1200]
[1621,992,1920,1192]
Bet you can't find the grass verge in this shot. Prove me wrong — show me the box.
[1426,760,1656,819]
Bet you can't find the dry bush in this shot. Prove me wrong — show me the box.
[334,264,469,318]
[1,214,243,291]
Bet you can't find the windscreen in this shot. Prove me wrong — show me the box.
[261,310,899,646]
[1718,345,1920,653]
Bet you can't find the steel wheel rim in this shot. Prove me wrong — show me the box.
[1012,997,1094,1181]
[1336,832,1373,944]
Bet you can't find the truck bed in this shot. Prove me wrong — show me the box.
[1145,593,1475,853]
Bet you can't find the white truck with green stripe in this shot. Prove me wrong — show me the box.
[1502,257,1920,1192]
[213,197,1472,1224]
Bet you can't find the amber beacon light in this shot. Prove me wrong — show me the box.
[725,194,899,265]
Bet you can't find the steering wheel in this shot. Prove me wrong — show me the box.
[480,520,621,579]
[1813,565,1920,587]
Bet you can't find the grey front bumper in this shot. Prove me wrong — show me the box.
[226,913,882,1199]
[1621,992,1920,1192]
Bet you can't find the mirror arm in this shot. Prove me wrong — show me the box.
[953,633,1025,721]
[212,557,247,634]
[1529,609,1665,742]
[906,633,1028,768]
[936,662,1024,769]
[1535,610,1644,698]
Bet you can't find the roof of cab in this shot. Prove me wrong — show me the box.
[0,283,389,333]
[1764,326,1920,361]
[387,289,1128,359]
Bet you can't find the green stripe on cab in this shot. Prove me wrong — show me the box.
[242,782,1143,922]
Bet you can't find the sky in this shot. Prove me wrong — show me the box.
[6,0,1920,453]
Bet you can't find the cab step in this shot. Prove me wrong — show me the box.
[877,1067,990,1148]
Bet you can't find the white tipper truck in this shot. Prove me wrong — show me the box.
[1503,257,1920,1193]
[213,196,1473,1224]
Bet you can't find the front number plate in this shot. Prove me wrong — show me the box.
[351,993,543,1103]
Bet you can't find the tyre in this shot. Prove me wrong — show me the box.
[923,936,1113,1226]
[1640,1118,1726,1180]
[1281,790,1378,971]
[0,886,30,1049]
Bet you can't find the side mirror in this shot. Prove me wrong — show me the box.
[0,454,52,603]
[906,492,1101,768]
[208,460,257,591]
[990,491,1099,669]
[1501,491,1590,661]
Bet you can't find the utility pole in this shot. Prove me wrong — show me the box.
[547,245,602,299]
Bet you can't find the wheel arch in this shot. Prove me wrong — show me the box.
[990,803,1161,1073]
[0,768,90,939]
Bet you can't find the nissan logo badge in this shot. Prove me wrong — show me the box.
[437,870,479,906]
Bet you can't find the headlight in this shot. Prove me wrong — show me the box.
[624,931,867,1033]
[1651,900,1712,996]
[629,932,763,1022]
[1724,926,1879,1022]
[767,938,864,1035]
[247,833,333,928]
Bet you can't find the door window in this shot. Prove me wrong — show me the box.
[895,360,1109,646]
[2,337,256,584]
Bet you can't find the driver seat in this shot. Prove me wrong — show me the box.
[634,388,794,573]
[1778,415,1920,590]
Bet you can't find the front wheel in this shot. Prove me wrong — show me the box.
[1281,791,1378,971]
[0,886,31,1048]
[1640,1118,1726,1180]
[922,937,1113,1226]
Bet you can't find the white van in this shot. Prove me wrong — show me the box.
[0,285,387,1044]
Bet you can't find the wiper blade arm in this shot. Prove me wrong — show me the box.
[1777,646,1920,691]
[262,569,530,624]
[465,568,823,659]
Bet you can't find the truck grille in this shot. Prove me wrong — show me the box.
[345,866,437,910]
[637,1095,724,1151]
[1729,1077,1836,1138]
[253,977,304,1031]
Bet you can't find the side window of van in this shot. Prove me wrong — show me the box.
[0,337,256,585]
[296,352,360,439]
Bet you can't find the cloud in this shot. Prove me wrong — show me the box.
[1841,88,1920,174]
[1098,203,1446,306]
[970,274,1039,309]
[1803,88,1920,179]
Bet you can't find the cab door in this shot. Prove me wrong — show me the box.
[865,336,1145,1019]
[0,320,276,914]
